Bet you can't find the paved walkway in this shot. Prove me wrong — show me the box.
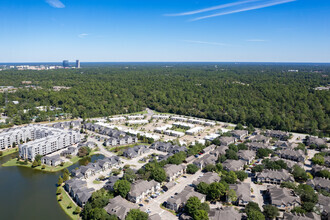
[144,170,203,220]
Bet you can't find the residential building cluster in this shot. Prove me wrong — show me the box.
[18,126,81,161]
[54,113,330,220]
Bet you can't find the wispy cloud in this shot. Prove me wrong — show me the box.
[184,40,231,46]
[46,0,65,8]
[166,0,296,21]
[246,39,268,42]
[192,0,296,21]
[78,33,89,39]
[165,0,261,16]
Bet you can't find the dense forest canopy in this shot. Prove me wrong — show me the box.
[0,63,329,136]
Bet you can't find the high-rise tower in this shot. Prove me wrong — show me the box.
[76,60,80,68]
[63,60,69,68]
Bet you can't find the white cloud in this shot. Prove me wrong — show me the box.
[165,0,260,16]
[46,0,65,9]
[78,33,89,38]
[191,0,296,21]
[184,40,231,46]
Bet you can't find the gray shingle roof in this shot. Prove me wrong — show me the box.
[209,207,242,220]
[104,196,139,220]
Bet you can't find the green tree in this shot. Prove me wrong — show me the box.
[125,209,148,220]
[235,171,248,181]
[63,172,70,182]
[56,187,62,195]
[203,164,216,172]
[217,155,227,163]
[227,189,237,203]
[247,210,265,220]
[263,205,279,219]
[193,210,209,220]
[226,149,238,160]
[196,182,209,195]
[187,164,199,174]
[123,168,137,183]
[235,123,244,130]
[114,179,131,198]
[222,171,237,184]
[256,148,272,159]
[207,182,226,201]
[245,202,262,213]
[185,196,202,216]
[292,165,309,182]
[199,203,210,213]
[251,165,264,173]
[57,176,63,186]
[74,206,81,215]
[32,159,39,168]
[150,167,166,183]
[215,163,223,172]
[312,155,325,165]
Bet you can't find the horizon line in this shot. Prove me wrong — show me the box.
[1,61,330,64]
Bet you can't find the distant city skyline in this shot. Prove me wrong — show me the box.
[0,0,329,62]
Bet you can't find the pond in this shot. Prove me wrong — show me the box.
[0,153,104,220]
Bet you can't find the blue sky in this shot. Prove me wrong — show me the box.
[0,0,329,62]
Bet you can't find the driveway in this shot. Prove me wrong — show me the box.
[144,170,203,219]
[246,177,266,211]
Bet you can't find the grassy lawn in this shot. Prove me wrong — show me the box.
[2,151,99,172]
[171,127,187,133]
[57,186,80,220]
[160,204,177,216]
[0,147,18,158]
[93,180,101,184]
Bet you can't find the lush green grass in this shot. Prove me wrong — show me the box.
[0,147,18,158]
[171,127,187,133]
[57,186,80,220]
[2,151,99,172]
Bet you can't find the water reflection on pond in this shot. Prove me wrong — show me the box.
[0,153,104,220]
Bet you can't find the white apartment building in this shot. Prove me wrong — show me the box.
[17,126,80,160]
[0,125,55,151]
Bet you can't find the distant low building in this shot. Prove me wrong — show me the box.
[267,186,301,211]
[164,164,186,182]
[306,137,327,147]
[256,169,294,184]
[219,136,236,146]
[265,130,290,140]
[231,130,248,140]
[122,145,149,159]
[41,155,63,166]
[222,159,245,171]
[237,150,256,164]
[127,180,160,203]
[193,172,220,186]
[228,183,252,206]
[307,177,330,192]
[249,135,270,144]
[277,149,306,162]
[166,186,206,212]
[104,196,139,220]
[193,154,217,169]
